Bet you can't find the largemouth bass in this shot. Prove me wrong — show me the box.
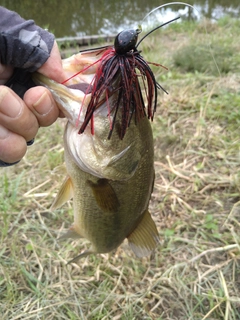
[34,31,160,263]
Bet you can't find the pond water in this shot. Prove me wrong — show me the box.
[1,0,240,38]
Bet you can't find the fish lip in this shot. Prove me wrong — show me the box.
[64,122,105,178]
[66,83,93,94]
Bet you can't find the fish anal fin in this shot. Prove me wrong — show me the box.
[67,249,94,265]
[51,176,73,210]
[87,179,119,212]
[127,210,159,258]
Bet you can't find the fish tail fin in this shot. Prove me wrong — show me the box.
[127,210,159,258]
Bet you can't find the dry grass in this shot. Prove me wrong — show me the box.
[1,17,240,319]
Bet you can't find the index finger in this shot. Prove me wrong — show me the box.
[38,41,65,83]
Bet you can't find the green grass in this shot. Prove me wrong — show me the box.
[1,17,240,319]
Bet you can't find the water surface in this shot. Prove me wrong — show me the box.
[1,0,239,37]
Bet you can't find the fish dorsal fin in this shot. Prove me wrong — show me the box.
[51,176,73,210]
[128,210,159,258]
[87,179,120,213]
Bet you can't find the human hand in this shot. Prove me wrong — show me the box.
[0,41,65,166]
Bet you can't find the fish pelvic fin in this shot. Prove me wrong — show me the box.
[87,178,120,213]
[67,249,94,265]
[58,224,82,241]
[51,176,73,210]
[127,210,159,258]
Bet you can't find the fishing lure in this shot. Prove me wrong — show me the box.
[6,2,202,142]
[63,17,180,140]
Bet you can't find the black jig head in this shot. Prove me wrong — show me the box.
[114,29,141,54]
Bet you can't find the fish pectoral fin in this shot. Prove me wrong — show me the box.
[67,249,94,265]
[51,176,73,210]
[127,210,159,258]
[87,179,120,212]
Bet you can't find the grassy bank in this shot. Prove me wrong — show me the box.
[1,16,240,320]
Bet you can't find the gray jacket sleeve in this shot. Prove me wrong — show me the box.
[0,6,55,72]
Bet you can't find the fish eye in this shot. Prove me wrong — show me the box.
[114,29,139,54]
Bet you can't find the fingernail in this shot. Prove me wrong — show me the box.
[0,159,20,167]
[0,87,23,117]
[33,91,53,116]
[0,124,10,139]
[27,138,35,146]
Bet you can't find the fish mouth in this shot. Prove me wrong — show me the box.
[33,41,159,140]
